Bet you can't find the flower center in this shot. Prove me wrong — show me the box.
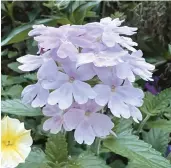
[69,77,75,83]
[111,85,115,92]
[3,140,14,147]
[85,111,91,116]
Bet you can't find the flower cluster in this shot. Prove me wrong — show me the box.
[17,17,155,145]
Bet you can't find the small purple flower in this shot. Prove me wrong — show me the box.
[63,100,114,145]
[94,67,143,122]
[47,61,96,109]
[115,50,155,82]
[17,50,53,72]
[166,145,171,157]
[42,104,70,133]
[145,76,161,95]
[76,44,128,67]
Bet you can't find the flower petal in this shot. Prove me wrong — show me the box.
[63,108,85,130]
[43,104,62,117]
[116,62,135,82]
[89,113,114,137]
[108,94,130,119]
[43,116,63,133]
[94,84,111,106]
[74,120,95,145]
[73,80,96,104]
[48,82,73,109]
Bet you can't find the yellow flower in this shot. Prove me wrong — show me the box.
[1,116,33,168]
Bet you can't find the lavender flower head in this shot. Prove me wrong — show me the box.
[17,17,155,145]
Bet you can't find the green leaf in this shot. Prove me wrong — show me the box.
[45,134,68,164]
[17,148,47,168]
[8,51,18,58]
[24,73,37,81]
[8,62,23,73]
[69,1,99,24]
[140,88,171,116]
[142,128,170,154]
[1,49,9,57]
[113,118,133,134]
[147,119,171,132]
[2,75,27,86]
[1,18,66,46]
[75,152,110,168]
[103,130,171,168]
[1,99,42,116]
[2,85,23,98]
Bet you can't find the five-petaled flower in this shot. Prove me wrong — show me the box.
[1,116,32,168]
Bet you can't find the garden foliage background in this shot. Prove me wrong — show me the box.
[1,1,171,168]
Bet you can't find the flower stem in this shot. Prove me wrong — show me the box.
[138,114,150,133]
[94,138,101,156]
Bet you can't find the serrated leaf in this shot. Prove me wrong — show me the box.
[2,75,27,86]
[142,128,170,154]
[140,88,171,116]
[103,130,171,168]
[2,85,23,98]
[147,119,171,132]
[45,134,68,164]
[76,152,110,168]
[17,148,47,168]
[113,118,133,134]
[1,99,42,116]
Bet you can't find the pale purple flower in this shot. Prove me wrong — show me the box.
[42,104,70,133]
[21,82,49,108]
[17,50,52,72]
[76,44,128,67]
[94,67,144,122]
[100,17,138,51]
[63,100,114,145]
[47,61,96,109]
[115,50,155,82]
[29,25,88,61]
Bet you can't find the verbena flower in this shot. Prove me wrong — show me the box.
[115,50,155,82]
[17,50,52,72]
[94,67,143,122]
[76,44,128,67]
[1,116,32,168]
[63,100,114,145]
[47,61,96,109]
[42,104,70,133]
[85,17,137,51]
